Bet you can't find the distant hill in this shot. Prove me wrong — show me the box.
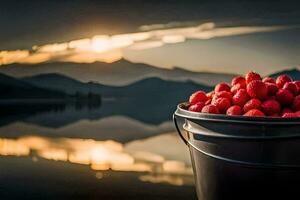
[269,68,300,80]
[22,73,212,98]
[0,73,66,99]
[1,59,236,86]
[22,73,93,95]
[0,73,213,126]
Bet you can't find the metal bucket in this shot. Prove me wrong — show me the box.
[173,103,300,200]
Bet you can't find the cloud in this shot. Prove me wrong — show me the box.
[129,40,164,50]
[61,49,123,63]
[21,52,52,64]
[0,22,294,66]
[138,21,212,31]
[187,25,289,39]
[34,42,69,53]
[0,50,29,65]
[162,35,186,43]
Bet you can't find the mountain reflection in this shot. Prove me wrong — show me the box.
[0,133,193,186]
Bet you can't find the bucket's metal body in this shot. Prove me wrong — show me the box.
[174,103,300,200]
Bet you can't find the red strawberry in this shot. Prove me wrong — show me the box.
[243,99,262,113]
[212,97,231,113]
[293,95,300,111]
[276,74,292,88]
[232,89,249,107]
[261,99,281,115]
[265,82,278,96]
[206,91,215,99]
[245,71,261,84]
[230,83,244,94]
[214,91,232,100]
[262,77,276,84]
[214,82,231,93]
[246,80,268,100]
[186,72,300,118]
[189,91,208,104]
[201,105,220,114]
[243,109,265,117]
[283,82,298,96]
[226,105,242,116]
[276,89,294,105]
[294,81,300,93]
[295,81,300,87]
[205,99,212,105]
[282,113,298,118]
[282,108,293,116]
[188,102,205,112]
[231,76,246,87]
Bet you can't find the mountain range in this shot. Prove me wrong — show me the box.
[22,73,212,97]
[0,72,212,126]
[0,59,236,86]
[0,73,66,99]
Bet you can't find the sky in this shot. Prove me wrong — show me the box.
[1,0,300,75]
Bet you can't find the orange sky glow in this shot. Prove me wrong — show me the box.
[0,23,289,65]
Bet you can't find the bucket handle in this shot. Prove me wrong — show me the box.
[173,114,188,145]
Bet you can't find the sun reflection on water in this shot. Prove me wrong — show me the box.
[0,133,193,186]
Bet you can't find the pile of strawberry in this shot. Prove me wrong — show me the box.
[187,72,300,117]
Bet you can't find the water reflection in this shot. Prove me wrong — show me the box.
[0,98,195,197]
[0,117,173,143]
[0,133,193,186]
[0,99,176,128]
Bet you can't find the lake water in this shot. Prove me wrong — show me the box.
[0,99,197,199]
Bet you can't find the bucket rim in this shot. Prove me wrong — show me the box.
[175,102,300,124]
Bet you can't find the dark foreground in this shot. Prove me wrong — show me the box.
[0,157,196,200]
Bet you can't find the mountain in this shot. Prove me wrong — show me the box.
[0,59,236,86]
[0,73,66,99]
[22,73,212,97]
[269,68,300,80]
[22,73,94,95]
[2,73,212,126]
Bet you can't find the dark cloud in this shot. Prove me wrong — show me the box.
[1,0,300,49]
